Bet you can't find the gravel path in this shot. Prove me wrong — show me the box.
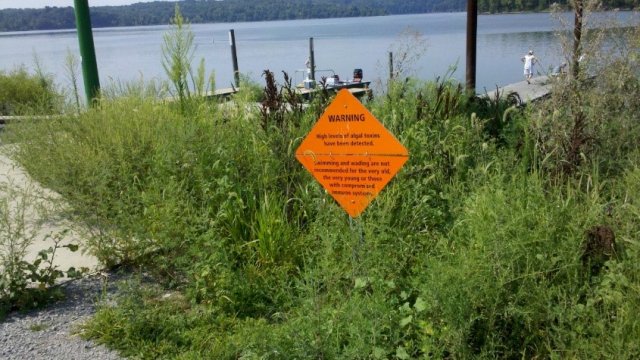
[1,145,120,359]
[0,273,123,360]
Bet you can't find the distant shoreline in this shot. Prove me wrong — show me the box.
[3,0,633,33]
[0,1,636,33]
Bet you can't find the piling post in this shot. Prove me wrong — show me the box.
[309,37,315,81]
[389,51,394,80]
[466,0,478,93]
[229,29,240,88]
[73,0,100,106]
[572,0,584,79]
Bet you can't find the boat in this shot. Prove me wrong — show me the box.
[296,68,371,100]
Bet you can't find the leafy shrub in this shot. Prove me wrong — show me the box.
[162,5,215,115]
[0,66,60,115]
[0,184,81,319]
[531,21,640,178]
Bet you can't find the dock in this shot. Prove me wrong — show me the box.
[483,75,553,105]
[2,77,552,132]
[203,83,372,102]
[205,87,239,100]
[297,86,372,100]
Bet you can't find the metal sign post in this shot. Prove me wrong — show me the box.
[73,0,100,106]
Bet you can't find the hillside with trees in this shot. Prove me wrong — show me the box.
[1,0,636,32]
[478,0,637,13]
[0,0,463,32]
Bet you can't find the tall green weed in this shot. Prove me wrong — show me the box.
[531,16,640,178]
[4,51,640,358]
[0,66,61,115]
[162,5,215,115]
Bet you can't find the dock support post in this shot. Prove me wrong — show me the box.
[229,29,240,88]
[466,0,477,93]
[309,37,315,81]
[73,0,100,106]
[389,51,394,80]
[572,0,584,79]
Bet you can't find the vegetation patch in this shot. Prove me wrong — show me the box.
[2,5,639,359]
[0,66,61,116]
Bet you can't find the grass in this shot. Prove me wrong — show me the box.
[4,71,639,357]
[2,13,640,359]
[0,66,61,116]
[29,322,49,332]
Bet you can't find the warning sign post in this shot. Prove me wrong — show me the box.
[295,89,409,217]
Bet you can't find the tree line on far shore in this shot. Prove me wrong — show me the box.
[0,0,636,32]
[479,0,636,13]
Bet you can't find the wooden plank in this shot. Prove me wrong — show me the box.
[483,75,552,105]
[203,87,239,100]
[296,82,371,100]
[347,87,372,98]
[212,87,239,96]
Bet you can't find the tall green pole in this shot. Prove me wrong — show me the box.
[74,0,100,106]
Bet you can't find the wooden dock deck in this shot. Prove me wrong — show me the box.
[1,77,553,131]
[296,86,371,99]
[204,83,372,102]
[205,87,239,100]
[483,75,553,105]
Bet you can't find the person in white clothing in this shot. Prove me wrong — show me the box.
[521,50,537,84]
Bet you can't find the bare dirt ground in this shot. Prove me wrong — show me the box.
[1,145,122,359]
[0,146,101,274]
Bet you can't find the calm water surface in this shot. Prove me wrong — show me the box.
[0,11,635,97]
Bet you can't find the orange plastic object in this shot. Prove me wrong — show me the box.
[295,89,409,217]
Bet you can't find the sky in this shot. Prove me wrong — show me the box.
[0,0,171,10]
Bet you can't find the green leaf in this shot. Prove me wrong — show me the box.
[400,315,413,328]
[66,267,81,279]
[372,347,386,359]
[385,280,396,289]
[67,244,80,252]
[414,297,427,313]
[354,277,368,290]
[37,250,48,261]
[396,345,410,360]
[420,321,435,336]
[400,302,411,312]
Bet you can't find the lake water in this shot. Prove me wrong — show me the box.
[0,11,636,97]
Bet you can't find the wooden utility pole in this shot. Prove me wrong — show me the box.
[309,37,316,81]
[229,29,240,87]
[73,0,100,105]
[572,0,584,79]
[466,0,478,92]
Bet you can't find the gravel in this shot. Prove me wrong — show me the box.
[0,273,124,360]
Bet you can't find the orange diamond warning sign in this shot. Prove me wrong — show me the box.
[295,89,409,217]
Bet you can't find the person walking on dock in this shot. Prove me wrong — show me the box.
[521,50,537,84]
